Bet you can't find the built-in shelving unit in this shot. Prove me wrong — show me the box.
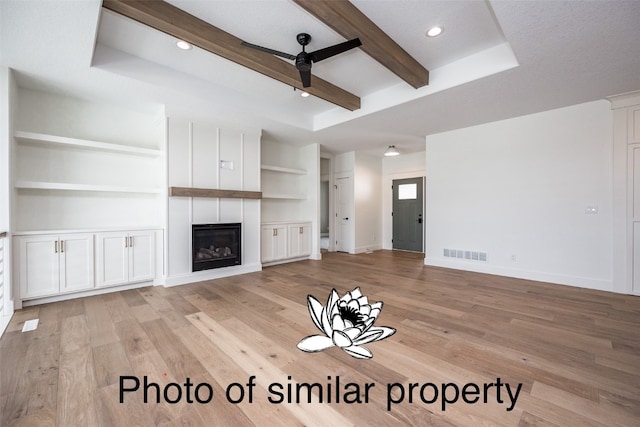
[260,141,320,261]
[12,89,165,232]
[14,131,161,157]
[261,164,309,201]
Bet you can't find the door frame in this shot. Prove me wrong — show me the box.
[392,177,425,252]
[320,153,335,252]
[382,171,426,252]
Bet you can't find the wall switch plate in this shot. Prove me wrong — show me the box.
[220,160,234,170]
[585,206,598,214]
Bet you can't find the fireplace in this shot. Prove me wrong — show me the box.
[192,223,241,271]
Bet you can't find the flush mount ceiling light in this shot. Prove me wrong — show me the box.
[384,145,400,156]
[300,91,310,98]
[176,40,192,50]
[426,26,443,38]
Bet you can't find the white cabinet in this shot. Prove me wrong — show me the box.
[288,223,311,258]
[17,233,94,299]
[261,225,287,263]
[95,230,155,288]
[262,222,311,265]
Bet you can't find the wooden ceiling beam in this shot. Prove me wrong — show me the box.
[102,0,360,111]
[292,0,429,89]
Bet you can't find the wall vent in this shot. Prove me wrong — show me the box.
[443,248,488,262]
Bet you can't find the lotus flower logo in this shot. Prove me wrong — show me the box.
[297,288,396,359]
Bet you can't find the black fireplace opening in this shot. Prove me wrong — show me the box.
[192,223,241,272]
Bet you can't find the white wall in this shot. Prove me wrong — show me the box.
[166,117,262,286]
[425,100,614,291]
[354,153,382,253]
[381,151,426,250]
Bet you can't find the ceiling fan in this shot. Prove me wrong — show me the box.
[241,33,362,88]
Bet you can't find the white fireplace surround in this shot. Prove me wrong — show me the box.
[164,117,262,287]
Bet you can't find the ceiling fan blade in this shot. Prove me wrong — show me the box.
[241,41,297,60]
[299,69,311,88]
[310,38,362,63]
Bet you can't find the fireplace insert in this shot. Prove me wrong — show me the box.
[192,223,241,271]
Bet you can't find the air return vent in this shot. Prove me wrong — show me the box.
[443,248,487,262]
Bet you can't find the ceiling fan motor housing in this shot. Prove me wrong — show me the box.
[296,53,312,71]
[296,33,311,46]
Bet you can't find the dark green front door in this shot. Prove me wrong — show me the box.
[392,177,424,252]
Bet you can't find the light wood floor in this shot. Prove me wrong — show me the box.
[1,250,639,426]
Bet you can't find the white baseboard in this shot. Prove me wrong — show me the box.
[354,244,382,254]
[21,281,154,307]
[163,262,262,287]
[424,257,614,293]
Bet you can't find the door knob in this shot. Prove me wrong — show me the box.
[343,217,349,220]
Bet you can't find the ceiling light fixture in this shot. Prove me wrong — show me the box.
[384,145,400,157]
[300,91,310,98]
[176,40,192,50]
[426,26,443,38]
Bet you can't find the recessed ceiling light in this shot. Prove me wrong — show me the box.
[176,40,192,50]
[426,26,443,38]
[300,91,310,98]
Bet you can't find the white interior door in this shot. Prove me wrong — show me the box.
[335,176,353,253]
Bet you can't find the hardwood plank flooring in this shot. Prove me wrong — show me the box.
[1,250,639,426]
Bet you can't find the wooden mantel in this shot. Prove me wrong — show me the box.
[169,187,262,199]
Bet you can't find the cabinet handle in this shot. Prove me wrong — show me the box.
[60,240,64,253]
[299,227,303,234]
[54,240,58,253]
[273,228,276,237]
[129,236,133,247]
[124,236,128,248]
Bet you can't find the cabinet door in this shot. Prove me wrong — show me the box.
[288,224,311,258]
[18,235,60,298]
[95,232,129,287]
[59,233,94,293]
[288,225,302,258]
[129,231,155,283]
[273,226,287,260]
[261,226,276,263]
[298,224,311,257]
[261,225,287,262]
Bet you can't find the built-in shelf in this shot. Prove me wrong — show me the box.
[262,193,307,200]
[261,164,307,175]
[14,131,162,157]
[15,181,161,194]
[169,187,262,199]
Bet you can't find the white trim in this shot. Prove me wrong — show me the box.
[354,244,382,254]
[21,280,154,307]
[424,257,615,293]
